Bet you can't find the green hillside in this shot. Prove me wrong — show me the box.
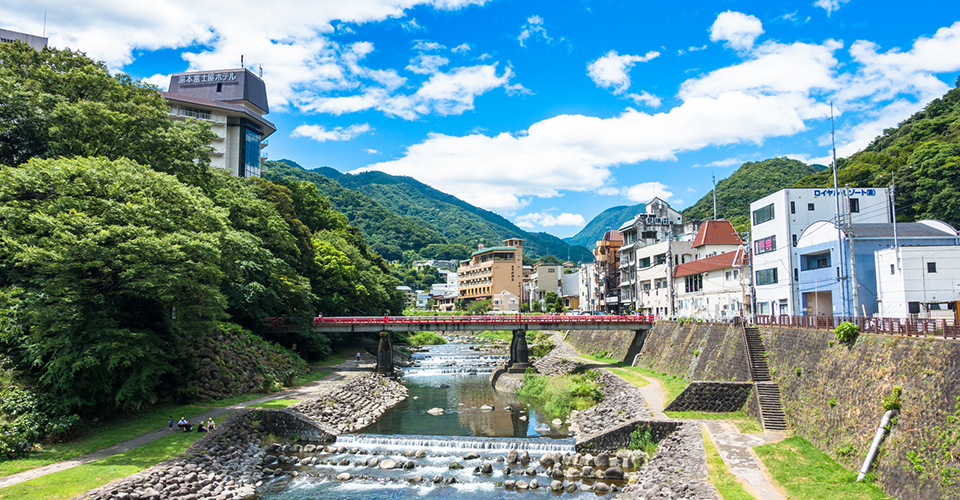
[263,161,593,262]
[682,158,828,231]
[564,203,645,247]
[794,82,960,228]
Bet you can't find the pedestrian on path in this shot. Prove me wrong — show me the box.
[168,416,174,431]
[356,352,361,363]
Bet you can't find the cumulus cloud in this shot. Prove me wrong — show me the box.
[364,148,382,154]
[587,50,660,94]
[452,43,471,53]
[814,0,850,16]
[623,182,674,203]
[406,54,449,74]
[710,11,764,51]
[627,91,662,108]
[413,41,446,51]
[142,73,171,90]
[699,157,743,168]
[515,212,586,228]
[291,123,372,142]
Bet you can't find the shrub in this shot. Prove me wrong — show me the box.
[881,386,903,411]
[693,349,700,356]
[835,322,860,344]
[517,370,603,419]
[629,427,658,456]
[828,398,838,408]
[795,367,802,377]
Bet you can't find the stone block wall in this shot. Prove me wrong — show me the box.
[664,382,754,413]
[576,418,681,453]
[257,409,335,443]
[761,327,960,500]
[637,321,751,383]
[564,329,645,363]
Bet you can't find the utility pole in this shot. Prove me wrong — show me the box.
[831,103,847,317]
[712,173,718,220]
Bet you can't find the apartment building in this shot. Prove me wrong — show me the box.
[749,187,891,316]
[579,263,597,312]
[593,230,623,313]
[162,69,275,178]
[673,220,750,320]
[619,198,693,315]
[457,238,524,304]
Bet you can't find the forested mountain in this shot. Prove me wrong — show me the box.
[794,81,960,228]
[263,160,593,262]
[681,158,827,232]
[564,203,645,247]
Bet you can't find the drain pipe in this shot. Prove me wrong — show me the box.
[858,409,896,481]
[632,353,642,367]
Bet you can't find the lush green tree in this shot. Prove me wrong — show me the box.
[543,291,564,313]
[0,157,229,411]
[312,232,404,316]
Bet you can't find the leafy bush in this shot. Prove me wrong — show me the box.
[396,331,448,346]
[629,427,658,456]
[517,370,603,419]
[881,386,903,411]
[0,388,82,460]
[835,322,860,344]
[828,398,838,408]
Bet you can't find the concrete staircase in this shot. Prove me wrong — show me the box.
[743,326,788,431]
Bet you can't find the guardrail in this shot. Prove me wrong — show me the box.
[754,314,960,340]
[265,315,657,327]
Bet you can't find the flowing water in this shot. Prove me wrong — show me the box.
[256,338,616,499]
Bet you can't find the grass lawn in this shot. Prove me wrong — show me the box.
[0,428,209,500]
[606,367,650,388]
[291,367,332,386]
[753,436,892,500]
[575,352,690,403]
[703,426,757,500]
[0,403,211,478]
[315,350,348,367]
[666,411,763,434]
[248,399,299,409]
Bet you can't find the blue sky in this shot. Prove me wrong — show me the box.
[5,0,960,238]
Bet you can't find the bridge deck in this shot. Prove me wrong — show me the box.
[266,315,656,334]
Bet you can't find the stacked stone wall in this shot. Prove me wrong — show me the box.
[664,382,754,413]
[257,409,335,443]
[576,418,682,453]
[761,327,960,500]
[637,322,751,383]
[564,329,643,363]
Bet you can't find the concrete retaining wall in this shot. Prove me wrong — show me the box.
[664,382,754,413]
[564,329,646,363]
[257,408,335,443]
[637,322,751,383]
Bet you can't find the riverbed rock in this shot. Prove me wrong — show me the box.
[529,479,539,489]
[480,404,494,411]
[464,452,480,460]
[481,461,493,474]
[516,480,529,489]
[336,472,352,481]
[427,407,444,415]
[539,453,555,467]
[409,474,423,483]
[507,449,518,464]
[593,482,610,493]
[604,466,624,479]
[379,459,397,469]
[596,452,610,467]
[504,480,516,489]
[433,475,444,483]
[449,461,464,469]
[551,418,563,426]
[519,451,530,464]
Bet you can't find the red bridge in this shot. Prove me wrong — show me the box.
[267,314,656,334]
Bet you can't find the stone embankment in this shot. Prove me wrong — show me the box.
[619,422,718,500]
[291,374,407,434]
[570,370,653,437]
[77,410,271,500]
[533,332,586,376]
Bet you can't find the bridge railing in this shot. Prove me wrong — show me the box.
[754,314,960,340]
[265,315,657,327]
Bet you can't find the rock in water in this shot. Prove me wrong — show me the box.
[379,459,397,469]
[336,473,352,481]
[551,418,563,426]
[464,452,480,460]
[596,452,610,467]
[507,449,518,464]
[427,407,444,415]
[516,480,529,489]
[480,404,495,411]
[604,466,624,479]
[551,480,563,491]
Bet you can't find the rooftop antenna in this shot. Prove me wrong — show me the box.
[712,173,717,220]
[240,55,244,68]
[43,12,47,37]
[259,64,263,77]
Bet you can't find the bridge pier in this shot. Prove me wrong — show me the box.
[507,329,532,374]
[377,331,393,373]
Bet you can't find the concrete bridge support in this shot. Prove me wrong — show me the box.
[376,331,393,373]
[507,329,531,374]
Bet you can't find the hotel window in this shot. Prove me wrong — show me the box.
[752,204,775,225]
[756,268,778,286]
[685,274,703,293]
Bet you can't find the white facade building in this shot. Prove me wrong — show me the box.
[749,187,891,316]
[876,245,960,318]
[579,263,597,312]
[0,28,47,50]
[162,69,275,178]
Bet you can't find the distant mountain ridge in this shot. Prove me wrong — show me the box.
[263,160,593,262]
[564,203,645,247]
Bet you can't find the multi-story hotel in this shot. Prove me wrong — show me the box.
[162,69,275,178]
[457,239,524,304]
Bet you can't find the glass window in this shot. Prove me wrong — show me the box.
[790,201,796,214]
[242,127,261,178]
[755,235,776,255]
[928,262,937,273]
[802,252,831,270]
[808,203,815,211]
[639,257,651,268]
[756,268,778,286]
[752,204,775,225]
[849,198,860,213]
[890,264,895,275]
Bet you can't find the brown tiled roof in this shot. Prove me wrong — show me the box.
[673,249,748,278]
[692,220,743,247]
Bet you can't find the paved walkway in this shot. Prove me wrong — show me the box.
[566,353,786,500]
[0,356,373,490]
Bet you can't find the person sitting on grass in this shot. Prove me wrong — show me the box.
[177,417,187,432]
[197,421,207,433]
[207,418,217,431]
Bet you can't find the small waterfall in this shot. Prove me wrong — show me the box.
[401,366,496,377]
[336,433,576,454]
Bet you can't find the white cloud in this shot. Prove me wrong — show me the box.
[623,182,674,203]
[406,54,449,74]
[291,123,372,142]
[518,15,553,47]
[710,11,764,51]
[814,0,850,16]
[142,73,170,90]
[402,18,423,31]
[627,91,662,108]
[697,157,742,168]
[364,148,382,154]
[452,43,471,53]
[686,186,697,193]
[515,212,586,228]
[596,187,621,196]
[587,50,660,94]
[413,41,446,51]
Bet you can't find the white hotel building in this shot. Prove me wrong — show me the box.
[749,187,892,316]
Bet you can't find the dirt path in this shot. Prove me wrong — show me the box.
[0,356,373,490]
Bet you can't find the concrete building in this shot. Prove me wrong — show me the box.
[531,263,564,303]
[579,263,597,312]
[492,290,521,312]
[457,238,524,304]
[397,286,415,308]
[430,270,459,295]
[593,230,623,313]
[162,69,275,178]
[750,187,892,316]
[619,198,692,316]
[796,220,960,317]
[562,270,581,310]
[0,28,47,50]
[876,245,960,318]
